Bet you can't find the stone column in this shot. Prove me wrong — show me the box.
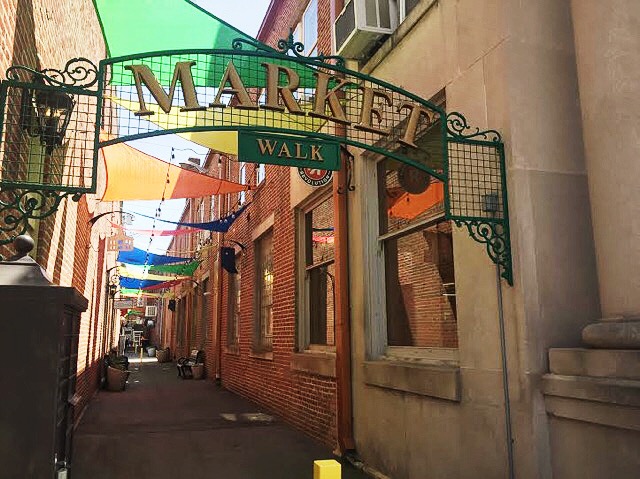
[571,0,640,346]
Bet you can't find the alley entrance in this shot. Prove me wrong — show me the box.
[72,360,368,479]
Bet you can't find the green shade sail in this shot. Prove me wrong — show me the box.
[94,0,256,59]
[149,261,200,277]
[93,0,320,88]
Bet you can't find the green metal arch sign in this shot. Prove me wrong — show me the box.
[96,37,447,182]
[0,37,512,284]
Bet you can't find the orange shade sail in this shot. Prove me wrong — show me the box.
[100,138,249,202]
[389,182,445,220]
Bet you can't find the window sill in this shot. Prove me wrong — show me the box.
[224,344,240,356]
[291,351,336,378]
[250,350,273,361]
[384,347,459,366]
[363,360,461,402]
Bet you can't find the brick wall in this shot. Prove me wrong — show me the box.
[0,0,115,418]
[221,0,339,448]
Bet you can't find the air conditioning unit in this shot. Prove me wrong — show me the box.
[334,0,397,59]
[145,305,158,317]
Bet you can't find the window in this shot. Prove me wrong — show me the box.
[398,0,420,22]
[378,157,457,349]
[190,291,198,346]
[177,297,186,347]
[293,0,318,55]
[197,200,206,246]
[254,230,274,351]
[301,196,335,348]
[239,163,246,205]
[227,261,241,346]
[256,163,266,186]
[199,277,209,343]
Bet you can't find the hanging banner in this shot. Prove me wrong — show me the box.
[117,247,193,266]
[238,131,340,171]
[131,203,249,232]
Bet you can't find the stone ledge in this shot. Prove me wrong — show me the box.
[549,348,640,380]
[543,374,640,431]
[363,361,460,401]
[290,352,336,378]
[542,374,640,407]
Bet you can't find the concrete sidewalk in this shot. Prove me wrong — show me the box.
[73,359,370,479]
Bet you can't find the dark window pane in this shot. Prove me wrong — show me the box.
[305,196,334,266]
[308,262,335,346]
[385,222,457,347]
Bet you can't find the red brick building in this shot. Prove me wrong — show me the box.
[0,0,117,418]
[162,0,458,453]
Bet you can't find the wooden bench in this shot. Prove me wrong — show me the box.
[177,349,204,379]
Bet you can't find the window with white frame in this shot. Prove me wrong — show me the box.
[300,195,335,348]
[227,259,241,346]
[377,155,458,349]
[199,277,209,343]
[197,199,206,246]
[293,0,318,55]
[255,163,266,186]
[254,230,274,351]
[398,0,420,23]
[239,162,246,205]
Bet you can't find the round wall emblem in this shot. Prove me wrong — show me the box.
[298,167,333,187]
[397,164,431,194]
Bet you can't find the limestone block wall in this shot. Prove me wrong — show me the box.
[348,0,600,478]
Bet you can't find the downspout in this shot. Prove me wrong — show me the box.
[330,0,355,453]
[334,152,355,452]
[215,153,227,380]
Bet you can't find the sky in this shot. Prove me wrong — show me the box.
[122,0,272,255]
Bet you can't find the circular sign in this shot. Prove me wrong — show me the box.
[398,164,431,194]
[298,167,333,188]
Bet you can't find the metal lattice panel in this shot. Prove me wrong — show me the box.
[445,112,512,285]
[0,59,100,193]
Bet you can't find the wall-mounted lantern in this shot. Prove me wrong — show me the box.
[0,58,100,255]
[20,80,75,156]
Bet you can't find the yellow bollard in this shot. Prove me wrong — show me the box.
[314,459,341,479]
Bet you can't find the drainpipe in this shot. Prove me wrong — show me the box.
[215,153,227,380]
[334,150,355,453]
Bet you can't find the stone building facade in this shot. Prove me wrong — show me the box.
[162,0,640,478]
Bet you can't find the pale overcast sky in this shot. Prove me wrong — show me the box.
[124,0,271,255]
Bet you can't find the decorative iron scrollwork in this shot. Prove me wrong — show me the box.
[232,33,345,68]
[337,148,355,194]
[446,112,502,143]
[231,37,274,53]
[6,58,98,88]
[0,189,82,247]
[454,219,513,285]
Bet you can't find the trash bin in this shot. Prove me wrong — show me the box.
[191,364,204,380]
[106,366,130,391]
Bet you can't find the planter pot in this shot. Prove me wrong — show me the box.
[191,364,204,380]
[106,366,130,392]
[156,348,170,363]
